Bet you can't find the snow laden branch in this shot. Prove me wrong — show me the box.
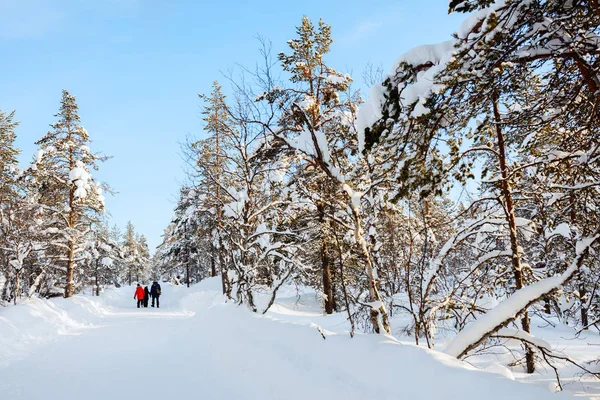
[445,233,600,359]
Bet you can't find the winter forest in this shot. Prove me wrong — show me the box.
[2,0,600,398]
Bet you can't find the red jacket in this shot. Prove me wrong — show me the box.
[134,286,145,300]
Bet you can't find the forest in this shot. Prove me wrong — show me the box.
[2,0,600,388]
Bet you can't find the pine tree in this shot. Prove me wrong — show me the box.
[0,110,20,205]
[279,17,338,315]
[32,90,106,298]
[0,113,42,303]
[122,221,140,284]
[194,81,234,294]
[260,16,392,332]
[0,109,23,302]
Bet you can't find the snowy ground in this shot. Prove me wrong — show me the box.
[385,298,600,398]
[0,279,595,399]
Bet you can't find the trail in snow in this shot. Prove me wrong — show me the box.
[0,279,580,400]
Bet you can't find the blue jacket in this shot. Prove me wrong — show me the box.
[150,282,161,296]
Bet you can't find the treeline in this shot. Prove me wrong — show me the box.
[157,0,600,380]
[0,91,151,303]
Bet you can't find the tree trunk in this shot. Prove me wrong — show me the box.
[65,117,76,299]
[580,279,589,329]
[334,229,355,337]
[348,203,391,334]
[493,96,534,373]
[64,240,76,298]
[186,245,190,288]
[13,270,20,305]
[322,237,334,314]
[218,234,230,297]
[95,265,100,296]
[210,251,217,277]
[214,109,230,296]
[330,254,338,312]
[318,197,335,315]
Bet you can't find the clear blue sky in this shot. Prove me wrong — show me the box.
[0,0,464,251]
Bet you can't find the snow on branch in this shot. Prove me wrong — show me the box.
[445,233,600,359]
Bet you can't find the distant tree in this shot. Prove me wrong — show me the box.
[122,221,150,284]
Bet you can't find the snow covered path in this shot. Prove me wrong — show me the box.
[0,280,578,399]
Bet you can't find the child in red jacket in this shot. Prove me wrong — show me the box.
[134,284,145,308]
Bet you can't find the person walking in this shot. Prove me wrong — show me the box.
[134,284,145,308]
[150,281,161,308]
[143,286,150,308]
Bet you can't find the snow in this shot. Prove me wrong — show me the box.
[445,235,599,359]
[577,236,598,255]
[223,190,248,218]
[0,279,578,400]
[298,95,315,111]
[326,74,348,85]
[69,161,91,199]
[494,328,552,350]
[289,128,337,181]
[290,128,317,158]
[356,82,386,152]
[35,149,44,163]
[444,276,563,358]
[68,161,89,183]
[484,363,515,381]
[457,0,506,39]
[356,40,456,147]
[546,222,571,239]
[342,183,362,211]
[547,192,566,206]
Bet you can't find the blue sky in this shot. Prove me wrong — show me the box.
[0,0,464,250]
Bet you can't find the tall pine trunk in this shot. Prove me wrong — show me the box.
[321,236,334,314]
[318,200,335,315]
[493,96,535,373]
[64,113,76,299]
[580,278,589,329]
[64,162,76,298]
[210,251,217,277]
[65,240,76,298]
[186,244,190,288]
[95,267,100,296]
[13,270,20,305]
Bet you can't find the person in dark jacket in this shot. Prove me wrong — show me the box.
[150,281,161,308]
[134,284,145,308]
[143,286,150,308]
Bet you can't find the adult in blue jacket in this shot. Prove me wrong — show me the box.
[150,281,161,308]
